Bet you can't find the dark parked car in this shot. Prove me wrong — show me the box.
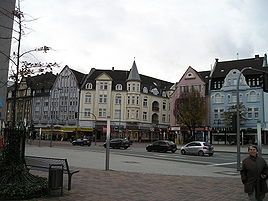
[146,140,177,153]
[103,138,131,149]
[180,141,214,156]
[72,138,91,146]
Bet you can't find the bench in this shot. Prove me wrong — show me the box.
[25,155,79,190]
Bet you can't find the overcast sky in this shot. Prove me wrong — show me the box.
[18,0,268,83]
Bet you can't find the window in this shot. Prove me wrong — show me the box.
[127,84,131,91]
[247,91,257,102]
[143,87,148,93]
[114,109,121,119]
[115,95,122,105]
[84,108,91,117]
[100,82,108,90]
[132,96,135,105]
[248,108,253,119]
[136,110,139,119]
[214,109,218,119]
[136,96,139,105]
[132,84,135,91]
[85,83,92,89]
[254,108,259,119]
[192,85,201,92]
[163,101,167,110]
[85,94,91,103]
[143,97,148,107]
[162,114,166,123]
[99,94,107,103]
[127,96,130,105]
[115,84,122,90]
[98,108,106,117]
[215,93,223,103]
[143,112,147,120]
[180,86,189,93]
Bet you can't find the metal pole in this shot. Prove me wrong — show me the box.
[257,122,262,157]
[39,128,41,147]
[236,67,254,171]
[105,117,110,171]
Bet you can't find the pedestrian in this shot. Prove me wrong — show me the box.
[240,145,268,201]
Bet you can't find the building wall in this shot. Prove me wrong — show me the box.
[50,66,80,126]
[0,0,16,127]
[170,67,207,127]
[79,73,171,133]
[210,69,264,143]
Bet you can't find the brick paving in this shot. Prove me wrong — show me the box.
[25,167,253,201]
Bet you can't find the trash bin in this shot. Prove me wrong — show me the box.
[48,164,64,196]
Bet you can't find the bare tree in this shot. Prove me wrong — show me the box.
[222,104,247,131]
[0,0,58,125]
[173,91,206,141]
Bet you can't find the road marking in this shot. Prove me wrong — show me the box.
[207,162,237,166]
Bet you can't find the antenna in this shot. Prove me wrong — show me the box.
[237,53,239,60]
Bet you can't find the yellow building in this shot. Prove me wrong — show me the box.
[79,61,174,141]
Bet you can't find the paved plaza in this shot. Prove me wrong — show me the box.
[22,142,268,201]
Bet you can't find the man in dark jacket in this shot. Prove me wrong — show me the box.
[241,145,268,201]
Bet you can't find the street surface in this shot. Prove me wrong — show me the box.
[25,141,259,178]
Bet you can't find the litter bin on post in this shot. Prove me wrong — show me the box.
[48,164,64,196]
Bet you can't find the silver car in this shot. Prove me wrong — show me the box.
[180,141,214,156]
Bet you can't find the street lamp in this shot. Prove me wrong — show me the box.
[236,67,268,171]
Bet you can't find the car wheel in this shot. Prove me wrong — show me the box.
[124,146,128,149]
[208,153,213,156]
[198,150,204,156]
[172,150,176,153]
[147,148,152,152]
[181,149,186,155]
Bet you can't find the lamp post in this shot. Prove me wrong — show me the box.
[89,112,97,146]
[236,67,268,171]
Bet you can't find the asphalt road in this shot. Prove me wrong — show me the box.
[50,142,265,170]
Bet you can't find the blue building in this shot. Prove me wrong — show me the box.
[210,55,267,144]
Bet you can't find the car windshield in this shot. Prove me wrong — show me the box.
[203,143,211,146]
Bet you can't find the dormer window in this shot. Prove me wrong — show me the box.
[85,83,92,89]
[143,87,148,93]
[115,84,122,90]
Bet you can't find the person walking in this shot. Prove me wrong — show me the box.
[241,145,268,201]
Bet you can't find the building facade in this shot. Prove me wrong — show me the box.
[170,66,210,143]
[210,55,268,144]
[79,61,174,141]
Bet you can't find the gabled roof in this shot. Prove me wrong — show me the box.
[211,55,264,79]
[69,68,86,86]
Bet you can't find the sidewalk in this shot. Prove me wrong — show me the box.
[24,141,268,201]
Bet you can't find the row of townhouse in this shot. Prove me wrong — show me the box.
[170,54,268,144]
[5,54,268,144]
[6,61,174,142]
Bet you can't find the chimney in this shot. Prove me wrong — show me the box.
[255,55,259,59]
[112,67,114,71]
[215,58,219,62]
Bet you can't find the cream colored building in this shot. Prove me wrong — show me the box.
[79,61,174,141]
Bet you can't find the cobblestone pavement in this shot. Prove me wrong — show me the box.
[25,168,254,201]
